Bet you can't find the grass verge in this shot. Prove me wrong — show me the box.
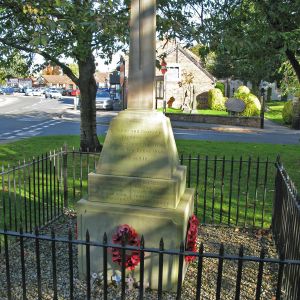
[157,108,228,116]
[265,101,285,125]
[0,136,299,231]
[0,136,299,185]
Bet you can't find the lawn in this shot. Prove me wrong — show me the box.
[0,136,299,231]
[1,136,299,181]
[157,107,228,116]
[160,101,288,123]
[265,101,285,125]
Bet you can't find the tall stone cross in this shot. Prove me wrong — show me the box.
[127,0,156,110]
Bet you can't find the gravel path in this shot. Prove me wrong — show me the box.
[0,212,279,299]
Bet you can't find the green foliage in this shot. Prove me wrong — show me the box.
[67,63,79,77]
[0,1,130,82]
[282,100,293,124]
[234,86,261,116]
[235,86,250,96]
[208,88,226,111]
[0,51,30,83]
[181,1,300,90]
[279,60,300,97]
[215,82,225,95]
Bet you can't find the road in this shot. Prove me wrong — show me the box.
[1,94,300,144]
[0,94,108,142]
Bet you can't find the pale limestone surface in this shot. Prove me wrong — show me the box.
[77,188,194,290]
[127,0,156,110]
[96,111,179,179]
[89,110,186,209]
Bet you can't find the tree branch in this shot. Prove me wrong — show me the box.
[0,38,79,85]
[285,48,300,82]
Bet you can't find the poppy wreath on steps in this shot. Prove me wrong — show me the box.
[111,224,141,270]
[185,215,199,263]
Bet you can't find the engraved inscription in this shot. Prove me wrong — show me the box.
[89,176,177,208]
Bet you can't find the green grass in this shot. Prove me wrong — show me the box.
[196,109,227,116]
[1,136,299,180]
[157,108,183,113]
[0,136,299,231]
[176,139,300,182]
[265,101,285,125]
[0,136,299,189]
[157,108,228,116]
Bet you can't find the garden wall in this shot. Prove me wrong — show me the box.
[166,113,261,128]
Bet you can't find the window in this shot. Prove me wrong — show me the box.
[156,78,164,99]
[166,64,181,82]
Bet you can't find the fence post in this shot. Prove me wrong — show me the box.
[260,88,265,129]
[272,157,283,239]
[63,144,68,208]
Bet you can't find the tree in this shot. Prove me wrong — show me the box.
[0,1,129,151]
[67,63,79,78]
[0,50,30,83]
[180,0,300,92]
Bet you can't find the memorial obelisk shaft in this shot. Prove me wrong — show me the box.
[127,0,156,110]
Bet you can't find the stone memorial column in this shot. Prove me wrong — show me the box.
[127,0,156,110]
[77,0,195,291]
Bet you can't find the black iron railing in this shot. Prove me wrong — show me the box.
[180,155,274,228]
[0,149,299,299]
[272,157,300,299]
[0,151,65,233]
[1,227,300,300]
[1,149,275,233]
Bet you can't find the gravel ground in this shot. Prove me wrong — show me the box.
[0,212,279,300]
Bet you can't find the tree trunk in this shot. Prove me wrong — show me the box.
[286,49,300,83]
[78,54,102,152]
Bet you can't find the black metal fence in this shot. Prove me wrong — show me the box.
[1,226,300,300]
[0,148,276,232]
[272,158,300,299]
[0,150,66,233]
[0,149,299,299]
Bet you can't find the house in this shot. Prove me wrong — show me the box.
[155,41,215,109]
[124,40,215,109]
[42,75,75,89]
[95,72,109,88]
[41,72,109,89]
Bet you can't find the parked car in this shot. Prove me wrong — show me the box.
[70,89,80,96]
[32,89,42,96]
[95,90,113,110]
[2,87,14,95]
[25,88,33,96]
[62,89,72,96]
[45,89,62,99]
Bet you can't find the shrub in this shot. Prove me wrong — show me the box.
[208,88,226,111]
[282,100,293,124]
[234,86,261,116]
[215,82,225,95]
[235,85,250,96]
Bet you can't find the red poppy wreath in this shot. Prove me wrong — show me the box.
[185,214,199,263]
[111,224,141,270]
